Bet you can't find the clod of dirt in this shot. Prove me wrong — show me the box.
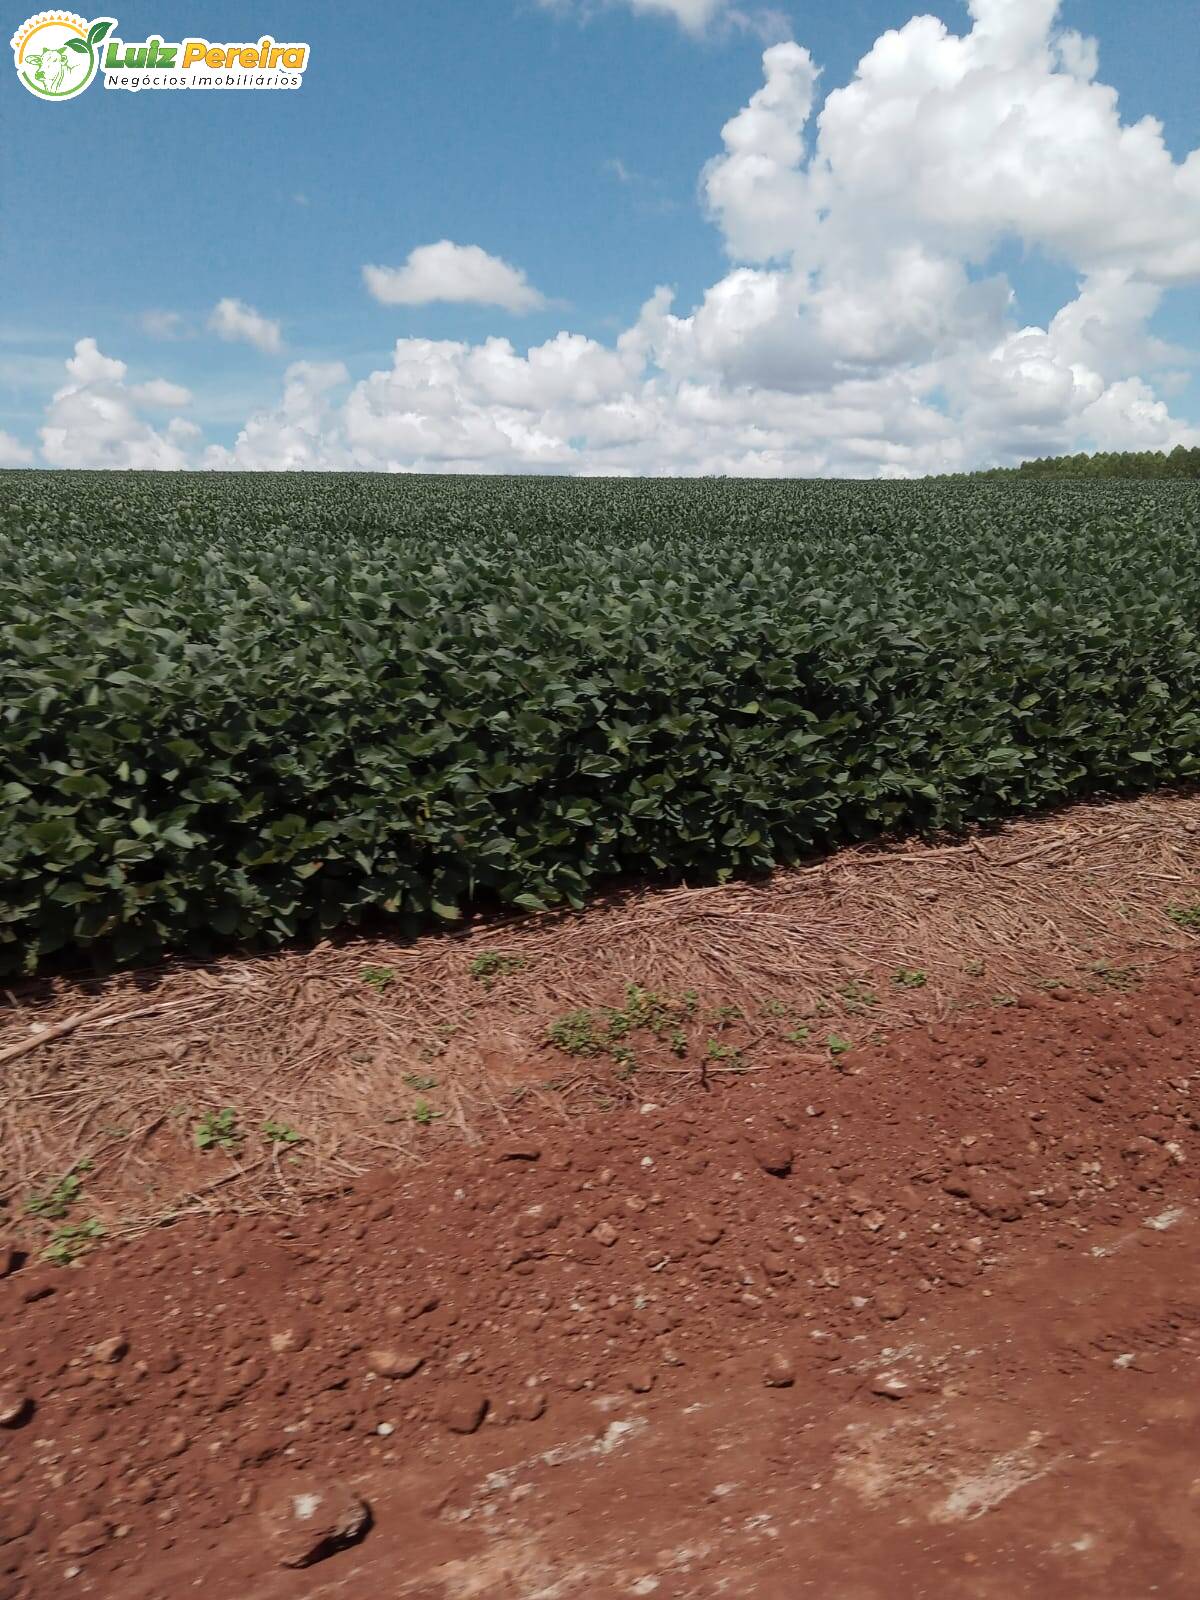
[269,1323,312,1355]
[93,1336,128,1364]
[504,1389,548,1423]
[438,1388,489,1434]
[764,1353,796,1388]
[257,1477,370,1568]
[870,1373,910,1401]
[386,1293,439,1324]
[810,1331,842,1362]
[59,1519,110,1558]
[627,1370,655,1394]
[592,1222,619,1247]
[747,1130,794,1176]
[496,1143,541,1162]
[875,1288,909,1322]
[515,1205,560,1240]
[0,1394,31,1428]
[965,1177,1025,1221]
[0,1506,36,1544]
[1123,1139,1172,1186]
[835,1050,871,1077]
[367,1349,424,1380]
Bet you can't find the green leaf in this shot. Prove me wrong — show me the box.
[87,19,114,45]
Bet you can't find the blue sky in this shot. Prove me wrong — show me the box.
[3,0,1199,474]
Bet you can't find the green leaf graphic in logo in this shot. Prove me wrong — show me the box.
[15,13,114,100]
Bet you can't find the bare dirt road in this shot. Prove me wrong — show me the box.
[2,962,1198,1599]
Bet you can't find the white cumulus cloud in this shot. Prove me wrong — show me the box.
[364,242,548,314]
[139,309,185,339]
[204,361,349,471]
[208,298,284,354]
[615,0,728,31]
[0,430,33,466]
[38,339,196,470]
[131,378,192,408]
[702,8,1200,284]
[540,0,784,38]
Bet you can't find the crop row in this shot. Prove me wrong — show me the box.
[2,470,1199,972]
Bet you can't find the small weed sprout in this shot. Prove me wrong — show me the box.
[411,1098,444,1127]
[43,1218,104,1266]
[262,1120,304,1147]
[467,951,527,989]
[194,1108,243,1154]
[25,1161,92,1221]
[547,1010,605,1057]
[705,1038,744,1071]
[546,984,696,1076]
[1166,904,1200,930]
[361,965,395,992]
[611,1044,637,1080]
[892,968,928,989]
[1090,962,1139,991]
[827,1033,853,1057]
[839,982,879,1013]
[403,1072,438,1091]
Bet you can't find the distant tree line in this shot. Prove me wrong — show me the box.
[967,445,1200,480]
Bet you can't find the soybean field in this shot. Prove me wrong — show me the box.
[2,469,1199,973]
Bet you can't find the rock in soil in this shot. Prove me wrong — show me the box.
[764,1353,796,1388]
[870,1372,910,1401]
[438,1387,489,1434]
[965,1177,1025,1221]
[257,1476,369,1568]
[875,1287,909,1322]
[367,1348,424,1379]
[504,1389,548,1423]
[269,1323,312,1355]
[59,1519,110,1558]
[747,1132,794,1176]
[0,1394,30,1428]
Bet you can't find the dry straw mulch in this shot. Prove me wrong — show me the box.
[3,791,1199,1233]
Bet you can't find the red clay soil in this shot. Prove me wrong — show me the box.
[1,964,1198,1599]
